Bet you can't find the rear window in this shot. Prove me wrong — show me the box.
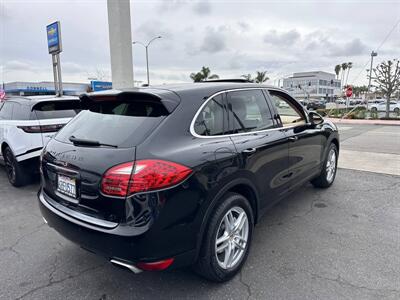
[32,100,81,120]
[55,100,168,148]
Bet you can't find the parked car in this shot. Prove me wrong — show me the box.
[370,100,400,113]
[0,96,81,186]
[307,100,326,110]
[38,83,339,282]
[368,99,385,105]
[336,99,346,105]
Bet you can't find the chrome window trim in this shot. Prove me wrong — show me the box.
[189,87,307,139]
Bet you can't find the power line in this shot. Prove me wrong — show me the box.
[350,18,400,85]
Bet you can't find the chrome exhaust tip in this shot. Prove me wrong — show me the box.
[110,259,142,274]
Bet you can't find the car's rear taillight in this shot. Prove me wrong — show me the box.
[18,124,64,133]
[101,159,192,197]
[136,258,174,271]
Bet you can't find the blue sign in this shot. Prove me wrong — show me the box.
[91,81,112,92]
[47,21,62,54]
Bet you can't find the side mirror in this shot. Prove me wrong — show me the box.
[308,111,324,125]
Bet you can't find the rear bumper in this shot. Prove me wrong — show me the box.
[16,148,42,162]
[38,189,197,269]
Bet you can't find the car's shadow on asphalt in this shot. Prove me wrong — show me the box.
[3,165,349,299]
[35,182,324,299]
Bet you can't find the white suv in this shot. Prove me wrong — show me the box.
[0,96,80,186]
[370,100,400,114]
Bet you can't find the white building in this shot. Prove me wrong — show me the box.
[283,71,341,100]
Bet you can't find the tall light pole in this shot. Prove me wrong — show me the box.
[133,36,162,86]
[367,51,378,105]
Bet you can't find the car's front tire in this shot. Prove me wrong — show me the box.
[311,143,338,188]
[194,192,254,282]
[3,146,29,187]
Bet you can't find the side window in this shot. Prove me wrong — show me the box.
[226,89,274,133]
[193,94,227,136]
[0,102,14,120]
[11,103,31,120]
[269,92,306,127]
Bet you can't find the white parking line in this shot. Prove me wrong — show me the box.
[338,149,400,176]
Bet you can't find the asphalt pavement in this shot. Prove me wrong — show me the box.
[1,124,399,300]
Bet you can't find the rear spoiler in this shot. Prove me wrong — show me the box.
[79,89,181,113]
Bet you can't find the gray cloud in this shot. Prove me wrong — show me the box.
[263,29,300,46]
[135,20,172,41]
[193,0,211,15]
[326,38,367,57]
[237,21,250,32]
[157,0,187,13]
[1,0,398,86]
[200,27,227,53]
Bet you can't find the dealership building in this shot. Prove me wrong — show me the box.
[282,71,341,100]
[3,80,113,96]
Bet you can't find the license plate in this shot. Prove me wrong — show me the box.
[57,175,76,198]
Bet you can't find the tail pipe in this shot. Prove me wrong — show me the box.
[110,259,142,274]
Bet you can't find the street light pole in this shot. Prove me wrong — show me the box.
[133,36,162,86]
[367,51,378,108]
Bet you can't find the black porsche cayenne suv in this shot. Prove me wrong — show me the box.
[38,82,339,282]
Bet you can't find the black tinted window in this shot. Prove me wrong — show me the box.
[56,100,167,148]
[226,90,274,133]
[32,100,81,120]
[0,102,14,119]
[193,94,227,136]
[12,103,31,120]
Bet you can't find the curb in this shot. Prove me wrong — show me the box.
[327,118,400,126]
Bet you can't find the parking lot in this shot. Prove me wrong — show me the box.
[1,124,399,300]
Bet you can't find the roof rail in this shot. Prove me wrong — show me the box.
[200,79,252,83]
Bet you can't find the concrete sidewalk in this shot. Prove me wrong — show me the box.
[328,118,400,126]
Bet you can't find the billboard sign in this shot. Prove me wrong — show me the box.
[91,81,112,92]
[47,21,62,54]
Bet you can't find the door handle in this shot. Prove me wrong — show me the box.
[242,148,257,154]
[288,136,298,142]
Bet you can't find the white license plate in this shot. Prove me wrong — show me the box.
[57,175,76,198]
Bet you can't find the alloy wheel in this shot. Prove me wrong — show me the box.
[4,149,16,183]
[326,148,336,183]
[215,206,249,270]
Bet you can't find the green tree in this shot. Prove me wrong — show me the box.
[341,62,348,87]
[334,64,341,80]
[254,71,269,83]
[370,59,400,118]
[345,62,353,86]
[241,74,254,82]
[190,66,219,82]
[352,85,368,97]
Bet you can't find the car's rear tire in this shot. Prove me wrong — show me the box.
[194,192,254,282]
[394,107,400,114]
[3,147,29,187]
[311,143,338,188]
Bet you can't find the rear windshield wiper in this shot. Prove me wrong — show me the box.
[69,136,118,148]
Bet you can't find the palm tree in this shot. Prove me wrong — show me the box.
[341,62,348,88]
[241,74,254,82]
[190,66,219,82]
[334,65,341,80]
[254,71,269,83]
[345,62,353,86]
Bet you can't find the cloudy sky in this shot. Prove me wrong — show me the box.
[1,0,399,86]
